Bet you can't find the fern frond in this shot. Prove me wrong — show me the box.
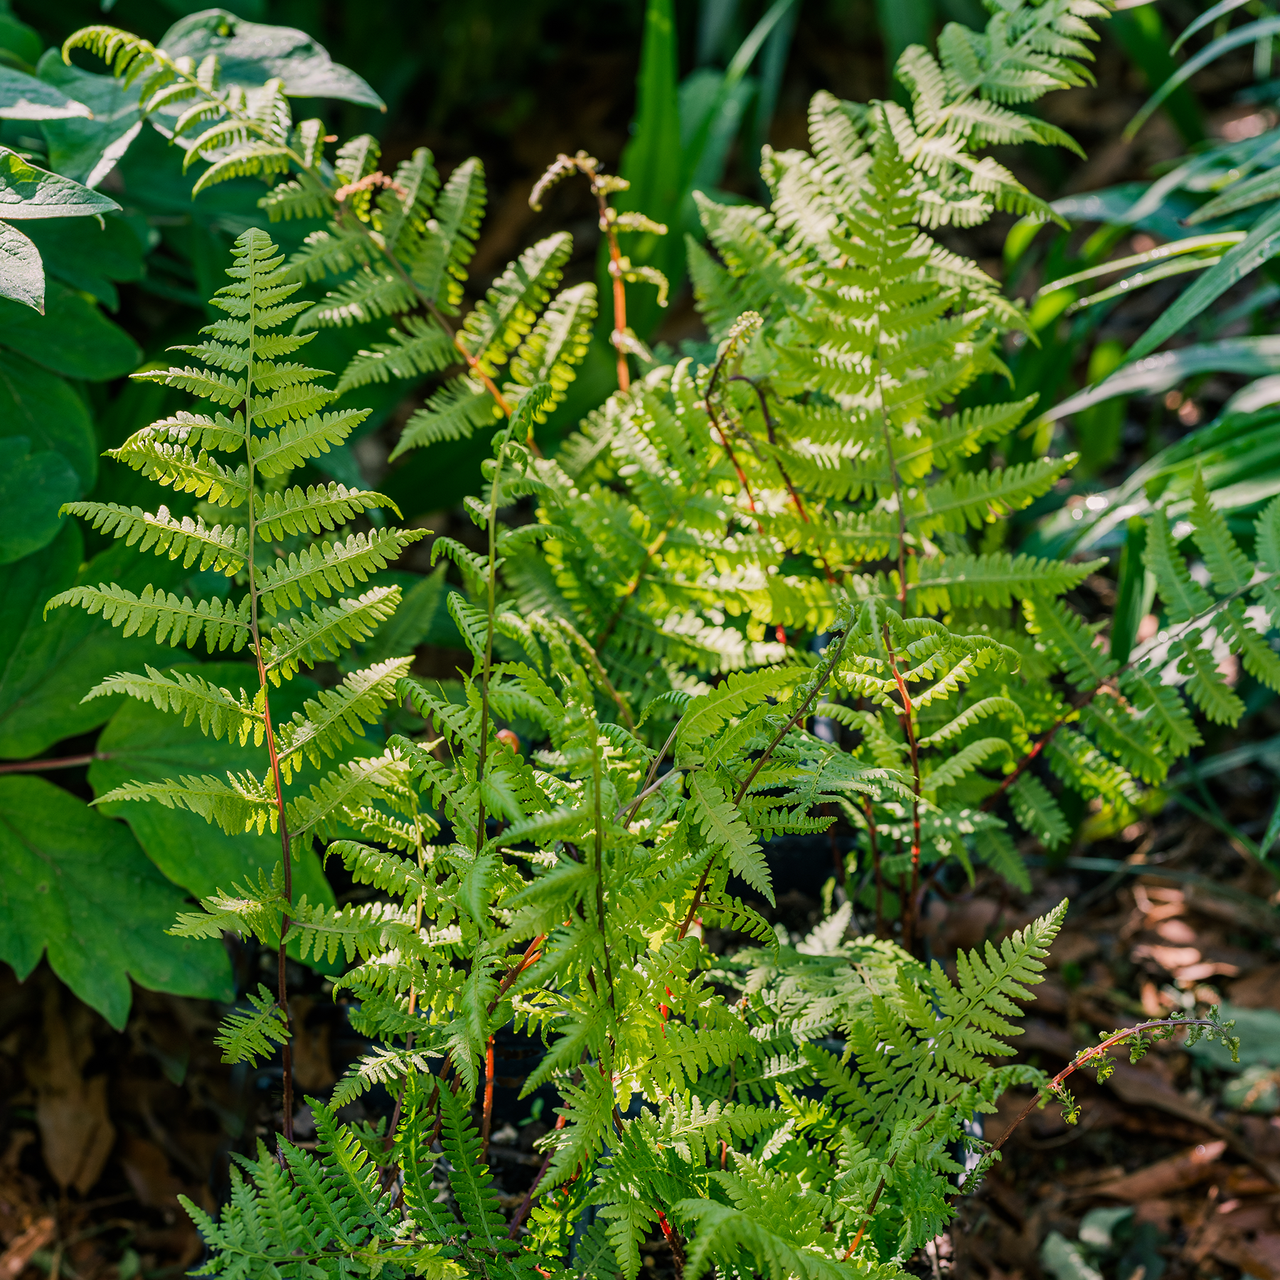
[255,483,399,540]
[461,233,573,374]
[62,501,249,575]
[391,377,501,458]
[275,658,412,782]
[249,409,370,474]
[214,984,290,1065]
[85,665,263,745]
[263,587,402,681]
[335,316,457,394]
[47,584,252,652]
[257,528,428,614]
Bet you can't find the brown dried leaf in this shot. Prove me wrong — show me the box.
[27,989,114,1195]
[1094,1141,1226,1200]
[118,1135,181,1210]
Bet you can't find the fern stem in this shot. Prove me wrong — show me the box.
[677,621,852,940]
[591,728,617,1013]
[474,444,504,857]
[557,618,636,731]
[621,721,682,827]
[594,187,631,395]
[655,1211,687,1280]
[479,1035,496,1161]
[240,234,295,1149]
[882,625,923,951]
[874,364,909,607]
[865,798,885,938]
[728,375,841,585]
[704,339,761,523]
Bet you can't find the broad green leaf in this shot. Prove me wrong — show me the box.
[159,10,385,108]
[0,281,141,380]
[0,65,90,120]
[0,348,98,486]
[0,145,120,218]
[0,12,40,66]
[0,528,182,758]
[0,218,42,311]
[0,435,80,564]
[1041,1231,1103,1280]
[36,54,144,188]
[0,775,233,1030]
[1044,336,1280,424]
[1126,202,1280,364]
[21,214,145,310]
[89,663,337,913]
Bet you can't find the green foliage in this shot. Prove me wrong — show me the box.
[34,2,1280,1277]
[517,0,1280,906]
[48,226,425,1029]
[182,398,1075,1275]
[0,775,232,1030]
[59,22,600,467]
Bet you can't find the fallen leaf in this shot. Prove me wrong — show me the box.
[1154,918,1198,944]
[1132,943,1202,972]
[118,1135,181,1210]
[1215,1229,1280,1280]
[26,985,115,1195]
[1094,1141,1226,1200]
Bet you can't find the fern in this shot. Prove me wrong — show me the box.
[65,26,598,470]
[51,229,426,1159]
[60,8,1260,1280]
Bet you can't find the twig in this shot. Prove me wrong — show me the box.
[0,753,102,774]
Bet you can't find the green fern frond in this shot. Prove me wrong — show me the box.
[391,377,501,458]
[62,502,249,575]
[462,233,573,374]
[263,587,402,681]
[256,527,427,614]
[215,984,290,1065]
[255,483,400,540]
[275,658,412,781]
[85,666,263,745]
[47,584,252,652]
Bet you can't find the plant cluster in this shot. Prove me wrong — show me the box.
[2,0,1271,1275]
